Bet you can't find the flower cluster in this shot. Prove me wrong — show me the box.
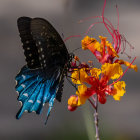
[67,0,138,112]
[68,36,137,111]
[66,1,138,139]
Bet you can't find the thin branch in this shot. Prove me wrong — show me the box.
[94,96,100,140]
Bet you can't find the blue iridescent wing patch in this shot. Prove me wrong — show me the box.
[16,17,70,123]
[15,66,61,120]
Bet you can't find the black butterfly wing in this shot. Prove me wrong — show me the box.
[16,17,69,120]
[55,75,64,102]
[30,18,69,74]
[31,18,69,101]
[17,17,41,69]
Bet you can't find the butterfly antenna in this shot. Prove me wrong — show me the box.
[66,76,78,91]
[72,47,82,53]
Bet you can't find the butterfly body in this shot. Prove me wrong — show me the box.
[15,17,73,122]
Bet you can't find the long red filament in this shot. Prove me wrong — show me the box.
[65,0,134,60]
[64,35,82,42]
[88,98,96,109]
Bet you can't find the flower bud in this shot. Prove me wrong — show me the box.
[68,105,77,111]
[68,95,78,111]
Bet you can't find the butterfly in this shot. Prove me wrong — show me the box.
[15,17,74,123]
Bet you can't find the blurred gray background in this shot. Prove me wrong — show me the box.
[0,0,139,140]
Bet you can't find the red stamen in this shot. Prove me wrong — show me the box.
[85,21,102,35]
[116,4,120,35]
[64,35,82,42]
[102,0,115,45]
[120,35,134,57]
[79,0,121,54]
[88,98,96,109]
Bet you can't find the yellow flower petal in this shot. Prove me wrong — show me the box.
[94,42,102,53]
[117,59,138,72]
[76,85,88,106]
[71,68,90,84]
[81,36,97,50]
[76,85,88,96]
[113,81,126,100]
[101,63,123,80]
[90,68,101,78]
[77,96,87,106]
[68,96,78,107]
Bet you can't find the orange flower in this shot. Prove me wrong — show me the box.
[68,95,78,111]
[68,63,128,110]
[115,59,138,72]
[71,68,90,84]
[81,36,119,64]
[111,81,126,100]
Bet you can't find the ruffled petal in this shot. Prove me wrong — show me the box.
[112,81,126,100]
[71,68,90,84]
[101,63,123,80]
[116,59,138,72]
[81,36,97,50]
[76,85,95,106]
[90,68,101,78]
[76,85,88,96]
[68,95,78,107]
[77,96,87,106]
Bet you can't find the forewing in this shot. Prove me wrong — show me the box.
[17,17,41,69]
[16,17,69,121]
[30,18,69,73]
